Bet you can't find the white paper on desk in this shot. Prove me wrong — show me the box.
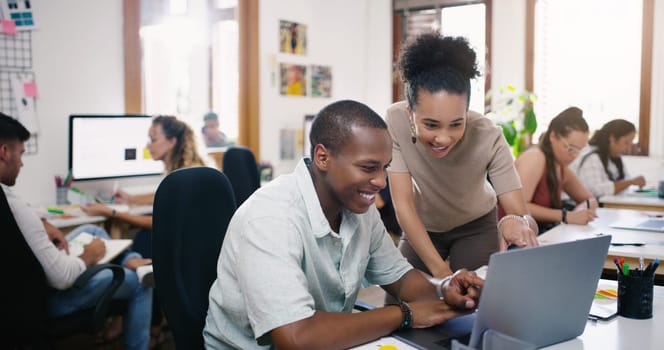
[67,232,132,264]
[351,336,419,350]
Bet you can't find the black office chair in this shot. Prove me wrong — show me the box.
[1,187,126,348]
[222,146,260,206]
[152,167,237,349]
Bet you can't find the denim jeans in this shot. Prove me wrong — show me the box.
[47,224,152,350]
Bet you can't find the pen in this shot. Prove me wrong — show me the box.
[110,181,119,203]
[613,257,622,271]
[63,170,72,187]
[622,262,629,276]
[586,199,590,209]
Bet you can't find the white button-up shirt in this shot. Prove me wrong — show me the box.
[204,159,412,349]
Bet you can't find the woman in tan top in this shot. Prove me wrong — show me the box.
[387,33,538,280]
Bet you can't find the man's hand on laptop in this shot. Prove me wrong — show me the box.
[409,300,471,328]
[442,269,484,310]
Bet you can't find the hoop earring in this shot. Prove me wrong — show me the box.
[410,122,417,144]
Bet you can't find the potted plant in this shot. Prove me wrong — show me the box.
[486,85,538,156]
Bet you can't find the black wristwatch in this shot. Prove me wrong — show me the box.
[561,208,567,224]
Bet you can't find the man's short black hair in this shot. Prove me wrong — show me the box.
[0,112,30,144]
[309,100,387,156]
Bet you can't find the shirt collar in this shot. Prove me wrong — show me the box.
[294,158,360,239]
[295,158,333,238]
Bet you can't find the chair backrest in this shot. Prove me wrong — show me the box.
[1,187,49,345]
[222,146,260,206]
[152,167,237,350]
[1,188,127,346]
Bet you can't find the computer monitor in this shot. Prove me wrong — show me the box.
[69,115,164,181]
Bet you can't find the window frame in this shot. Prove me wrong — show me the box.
[392,0,493,110]
[123,0,260,160]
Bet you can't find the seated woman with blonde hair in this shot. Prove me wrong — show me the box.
[81,115,206,347]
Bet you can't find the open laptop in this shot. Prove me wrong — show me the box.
[610,218,664,233]
[393,235,611,349]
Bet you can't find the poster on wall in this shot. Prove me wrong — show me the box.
[279,20,307,55]
[0,0,36,31]
[280,63,307,96]
[311,65,332,98]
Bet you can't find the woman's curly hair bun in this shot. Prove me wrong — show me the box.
[398,32,479,83]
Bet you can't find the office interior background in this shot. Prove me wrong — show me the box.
[9,0,664,205]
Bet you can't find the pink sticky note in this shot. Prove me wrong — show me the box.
[23,82,38,97]
[1,20,17,35]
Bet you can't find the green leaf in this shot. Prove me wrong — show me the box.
[498,121,517,145]
[523,109,537,134]
[513,134,526,156]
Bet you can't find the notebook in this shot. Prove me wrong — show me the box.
[610,218,664,233]
[68,232,133,264]
[392,235,611,349]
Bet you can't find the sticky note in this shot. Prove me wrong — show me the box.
[597,289,618,299]
[1,19,17,35]
[378,346,399,350]
[23,82,38,97]
[143,147,152,159]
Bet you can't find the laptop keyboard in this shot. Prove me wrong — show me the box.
[638,219,664,230]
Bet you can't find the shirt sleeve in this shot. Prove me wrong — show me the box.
[364,209,412,286]
[236,216,315,341]
[485,123,522,195]
[577,153,614,198]
[385,103,410,173]
[4,187,86,289]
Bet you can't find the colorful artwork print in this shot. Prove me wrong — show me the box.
[280,63,307,96]
[279,20,307,55]
[311,65,332,98]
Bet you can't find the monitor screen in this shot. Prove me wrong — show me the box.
[69,115,164,180]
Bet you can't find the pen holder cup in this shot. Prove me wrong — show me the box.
[56,186,69,205]
[658,180,664,198]
[617,273,654,319]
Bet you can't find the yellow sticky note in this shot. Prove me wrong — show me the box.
[378,346,399,350]
[143,147,152,160]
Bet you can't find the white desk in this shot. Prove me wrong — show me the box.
[599,188,664,212]
[538,207,664,261]
[355,280,663,350]
[544,280,663,350]
[47,204,152,238]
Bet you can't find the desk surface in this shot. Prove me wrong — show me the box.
[544,280,663,350]
[47,205,152,229]
[538,207,664,261]
[355,280,663,350]
[600,188,664,211]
